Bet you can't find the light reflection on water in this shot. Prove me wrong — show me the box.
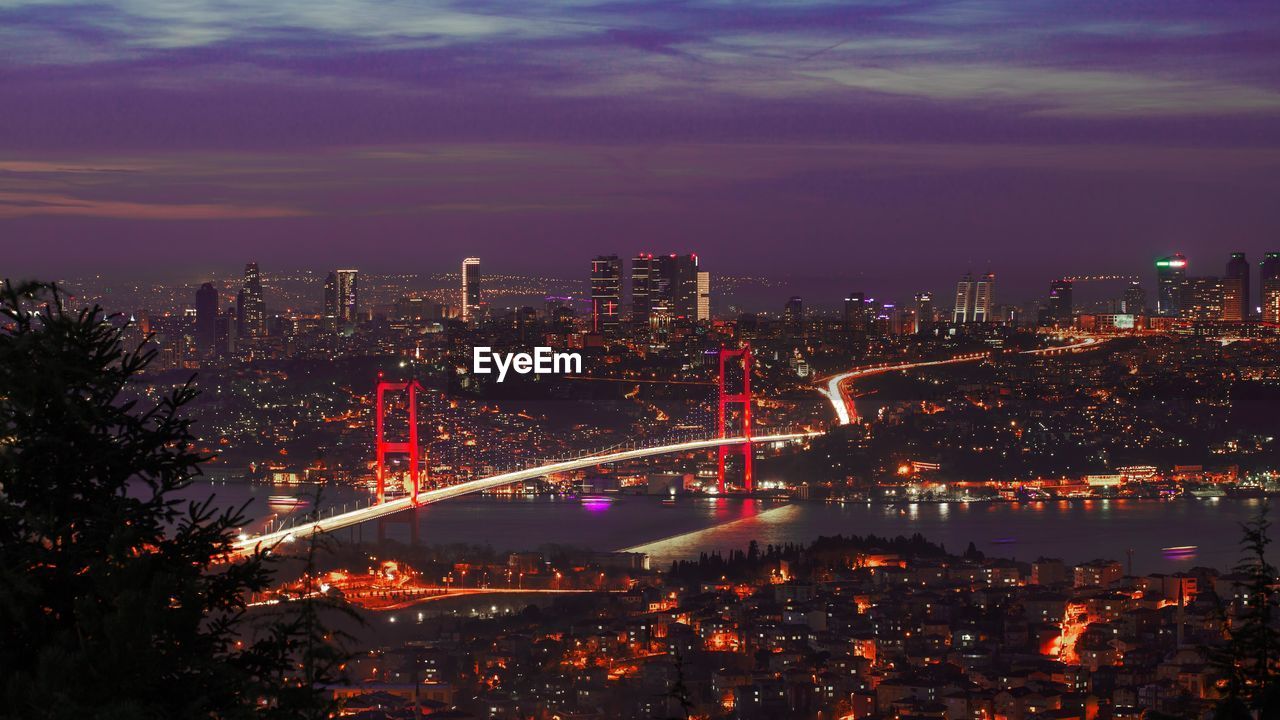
[180,481,1271,575]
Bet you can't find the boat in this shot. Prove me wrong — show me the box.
[267,495,311,510]
[1186,485,1225,499]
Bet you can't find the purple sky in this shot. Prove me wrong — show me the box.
[3,0,1280,301]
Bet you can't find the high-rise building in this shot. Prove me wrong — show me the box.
[844,292,868,331]
[323,270,358,331]
[974,272,995,322]
[696,271,710,322]
[323,272,339,331]
[1222,276,1245,322]
[590,255,622,335]
[215,304,237,358]
[658,254,699,321]
[1047,279,1073,325]
[236,262,265,338]
[1225,252,1250,321]
[1121,282,1146,315]
[1156,254,1188,316]
[783,296,804,331]
[335,269,358,324]
[1263,252,1280,324]
[914,292,934,332]
[1179,277,1224,322]
[953,272,995,323]
[195,282,219,356]
[461,257,481,321]
[631,253,654,325]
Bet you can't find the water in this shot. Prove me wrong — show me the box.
[181,480,1267,575]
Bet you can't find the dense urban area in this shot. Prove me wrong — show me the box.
[36,248,1280,718]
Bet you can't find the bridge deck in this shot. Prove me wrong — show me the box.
[233,432,818,555]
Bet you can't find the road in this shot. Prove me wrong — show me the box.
[817,336,1105,425]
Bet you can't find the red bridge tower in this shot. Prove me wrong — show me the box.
[717,344,753,494]
[375,376,425,505]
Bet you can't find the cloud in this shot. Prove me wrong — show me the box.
[801,64,1280,117]
[0,191,309,219]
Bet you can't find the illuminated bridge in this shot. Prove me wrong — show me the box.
[232,431,817,555]
[233,337,1104,556]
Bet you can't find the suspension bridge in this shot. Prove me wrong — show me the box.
[233,336,1105,556]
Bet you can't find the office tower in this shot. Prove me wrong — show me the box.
[914,292,934,332]
[1121,282,1146,315]
[844,292,867,331]
[237,262,265,337]
[195,282,219,355]
[1263,252,1280,324]
[1179,277,1224,322]
[215,305,237,357]
[657,253,699,320]
[590,255,622,335]
[953,272,995,323]
[332,269,358,325]
[974,272,995,322]
[696,271,711,321]
[1225,252,1250,321]
[783,296,804,330]
[1221,276,1244,322]
[461,257,481,321]
[323,272,339,331]
[1155,254,1187,316]
[1047,279,1073,325]
[631,253,654,325]
[953,274,973,323]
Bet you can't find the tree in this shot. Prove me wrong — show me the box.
[0,281,344,719]
[1213,501,1280,716]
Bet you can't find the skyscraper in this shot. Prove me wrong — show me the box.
[236,262,265,338]
[630,254,654,325]
[1218,252,1249,319]
[844,292,868,331]
[657,254,699,321]
[1221,276,1244,322]
[696,271,710,322]
[783,296,804,331]
[1047,279,1073,325]
[461,257,481,321]
[336,269,358,324]
[1121,282,1146,315]
[953,272,995,323]
[1155,254,1187,316]
[590,255,622,335]
[914,292,934,332]
[1262,252,1280,324]
[195,282,219,356]
[1178,277,1224,321]
[974,272,995,322]
[323,270,358,331]
[323,272,339,331]
[953,275,973,323]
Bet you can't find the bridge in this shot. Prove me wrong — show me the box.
[233,336,1104,556]
[232,431,817,555]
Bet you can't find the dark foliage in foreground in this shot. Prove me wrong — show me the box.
[0,281,347,720]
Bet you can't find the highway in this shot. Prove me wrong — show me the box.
[817,336,1105,425]
[232,431,819,556]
